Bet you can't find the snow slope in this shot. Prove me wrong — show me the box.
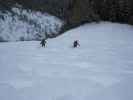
[0,22,133,100]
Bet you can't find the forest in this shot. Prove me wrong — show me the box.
[0,0,133,32]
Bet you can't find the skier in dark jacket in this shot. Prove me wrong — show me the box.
[73,40,80,48]
[40,38,46,47]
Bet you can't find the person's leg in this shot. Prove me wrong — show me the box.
[43,43,45,47]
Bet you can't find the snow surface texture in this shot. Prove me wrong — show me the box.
[0,22,133,100]
[0,7,63,42]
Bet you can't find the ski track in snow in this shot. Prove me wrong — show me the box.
[0,22,133,100]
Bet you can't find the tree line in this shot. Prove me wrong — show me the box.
[0,0,133,33]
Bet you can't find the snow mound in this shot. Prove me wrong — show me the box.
[0,7,63,42]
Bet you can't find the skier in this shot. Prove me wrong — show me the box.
[73,40,80,48]
[40,38,46,47]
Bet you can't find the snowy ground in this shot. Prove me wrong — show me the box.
[0,22,133,100]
